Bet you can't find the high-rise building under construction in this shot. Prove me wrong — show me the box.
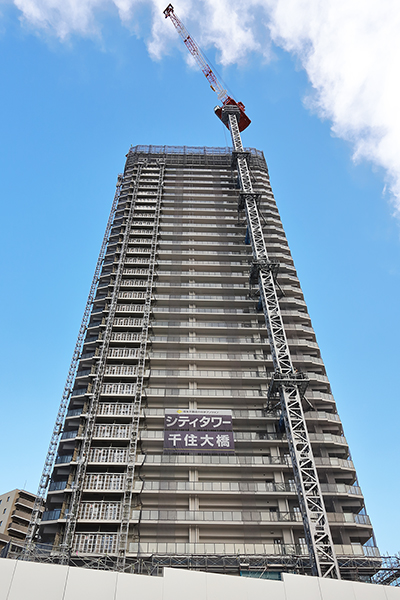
[35,143,378,578]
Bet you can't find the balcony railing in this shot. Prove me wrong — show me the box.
[55,455,73,464]
[101,383,136,395]
[149,369,262,378]
[93,425,131,439]
[79,502,121,521]
[84,473,125,491]
[120,277,147,286]
[113,318,143,327]
[88,448,128,463]
[309,433,347,445]
[110,332,141,342]
[146,388,266,398]
[314,457,354,469]
[128,541,308,556]
[117,292,146,300]
[73,533,118,554]
[320,483,362,496]
[104,365,137,376]
[107,348,139,358]
[134,509,303,524]
[48,481,68,492]
[115,304,144,313]
[136,454,290,467]
[327,512,371,525]
[42,509,62,521]
[97,403,134,417]
[66,408,83,417]
[132,480,297,494]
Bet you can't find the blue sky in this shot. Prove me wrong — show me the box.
[0,1,399,555]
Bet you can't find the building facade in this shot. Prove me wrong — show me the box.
[37,145,377,575]
[0,489,38,553]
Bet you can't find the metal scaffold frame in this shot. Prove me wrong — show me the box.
[24,175,123,556]
[117,159,165,569]
[59,160,150,559]
[13,541,399,585]
[223,105,341,579]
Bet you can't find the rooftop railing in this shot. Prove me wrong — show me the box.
[128,145,264,159]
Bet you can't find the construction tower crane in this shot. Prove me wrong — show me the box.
[164,4,341,580]
[163,4,250,133]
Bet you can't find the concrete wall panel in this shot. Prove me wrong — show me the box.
[241,575,286,600]
[205,571,246,600]
[352,580,389,600]
[163,568,207,600]
[6,560,68,600]
[384,586,400,599]
[63,566,117,600]
[115,571,163,600]
[1,558,400,600]
[0,558,17,600]
[283,573,322,600]
[318,577,356,600]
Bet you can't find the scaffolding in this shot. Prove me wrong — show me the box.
[10,542,400,586]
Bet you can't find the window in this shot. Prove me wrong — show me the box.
[0,520,2,526]
[3,508,6,514]
[7,497,10,502]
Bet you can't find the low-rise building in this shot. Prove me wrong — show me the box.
[0,489,37,554]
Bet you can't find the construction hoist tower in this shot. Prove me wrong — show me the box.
[164,3,340,579]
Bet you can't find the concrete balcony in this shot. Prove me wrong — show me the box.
[314,457,354,470]
[15,496,35,510]
[11,509,32,523]
[7,522,28,536]
[308,432,348,446]
[320,483,362,497]
[326,512,372,526]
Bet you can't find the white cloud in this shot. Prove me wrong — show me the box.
[12,0,400,212]
[266,0,400,214]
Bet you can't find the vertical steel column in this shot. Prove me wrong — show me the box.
[117,159,165,569]
[224,106,340,579]
[23,174,123,558]
[59,161,148,560]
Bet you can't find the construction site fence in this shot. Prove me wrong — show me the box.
[3,543,399,586]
